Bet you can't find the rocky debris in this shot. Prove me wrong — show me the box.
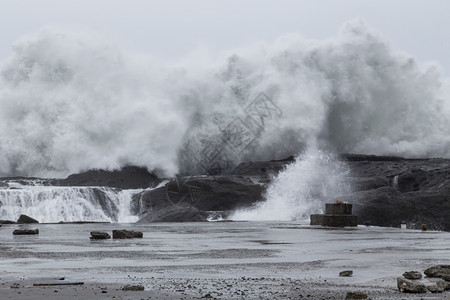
[427,281,449,293]
[112,229,143,239]
[13,228,39,235]
[339,270,353,277]
[345,291,368,299]
[17,214,39,224]
[136,204,208,223]
[397,276,427,293]
[90,231,111,240]
[424,265,450,278]
[10,283,22,289]
[403,271,422,280]
[122,284,144,291]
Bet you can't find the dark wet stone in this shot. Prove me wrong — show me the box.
[122,285,144,291]
[112,229,143,239]
[339,270,353,277]
[427,281,449,293]
[424,265,450,278]
[90,231,111,240]
[403,271,422,280]
[397,277,427,293]
[345,291,368,299]
[13,229,39,235]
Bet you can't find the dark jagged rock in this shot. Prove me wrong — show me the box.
[13,228,39,235]
[339,156,450,231]
[52,166,161,189]
[90,231,111,240]
[397,277,427,293]
[112,229,143,239]
[131,175,264,220]
[136,204,208,223]
[17,214,39,224]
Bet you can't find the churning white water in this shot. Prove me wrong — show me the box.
[0,19,449,178]
[231,149,352,221]
[0,183,140,223]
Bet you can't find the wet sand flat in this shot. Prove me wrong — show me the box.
[0,222,449,299]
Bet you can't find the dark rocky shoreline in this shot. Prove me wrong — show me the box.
[1,153,450,231]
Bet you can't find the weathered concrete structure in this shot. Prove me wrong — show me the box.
[310,203,358,227]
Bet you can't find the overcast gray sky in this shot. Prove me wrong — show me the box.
[1,0,449,75]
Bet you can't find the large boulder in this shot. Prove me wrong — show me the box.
[17,214,39,224]
[136,204,208,223]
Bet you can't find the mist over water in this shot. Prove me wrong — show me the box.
[0,19,449,178]
[231,149,352,221]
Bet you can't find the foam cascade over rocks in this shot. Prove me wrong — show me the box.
[0,181,139,223]
[0,19,449,178]
[231,149,351,221]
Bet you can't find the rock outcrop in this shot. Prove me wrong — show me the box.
[136,204,208,223]
[132,175,264,223]
[2,153,450,229]
[53,166,161,189]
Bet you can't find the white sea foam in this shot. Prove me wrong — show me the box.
[231,149,351,221]
[0,19,449,178]
[0,184,140,223]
